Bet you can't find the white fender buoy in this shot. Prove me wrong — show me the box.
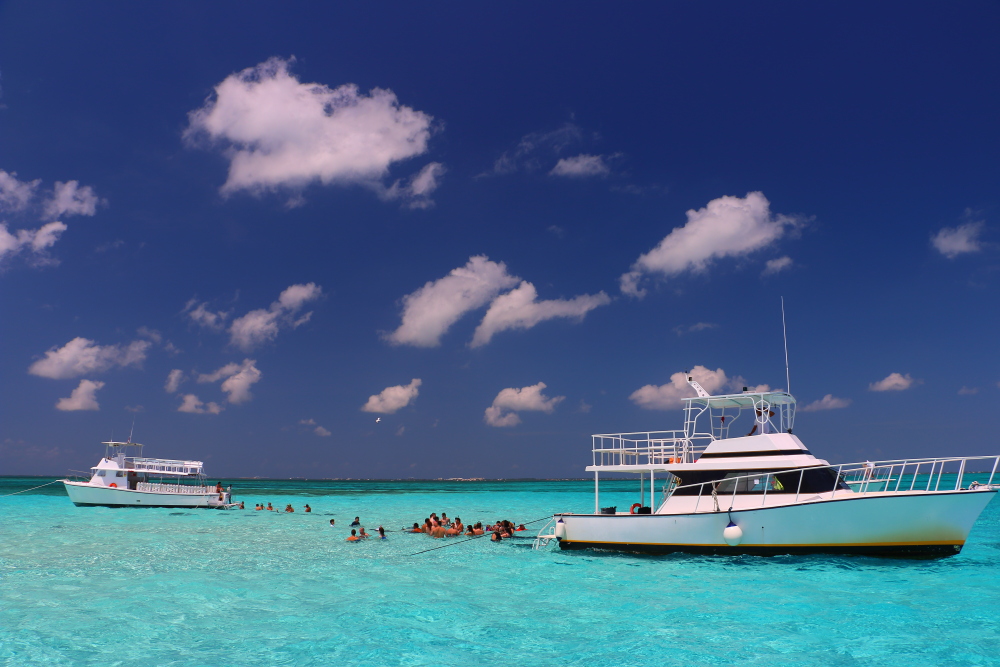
[723,521,743,546]
[555,518,566,541]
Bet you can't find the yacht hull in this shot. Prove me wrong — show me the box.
[61,481,226,508]
[556,489,997,558]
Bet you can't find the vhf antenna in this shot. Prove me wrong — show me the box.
[127,415,135,444]
[781,296,791,394]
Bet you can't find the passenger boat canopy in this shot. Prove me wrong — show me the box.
[94,441,205,477]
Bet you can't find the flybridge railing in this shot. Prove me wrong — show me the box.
[674,455,1000,514]
[124,458,204,475]
[592,431,712,467]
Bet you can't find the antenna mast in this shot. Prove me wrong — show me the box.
[781,296,791,394]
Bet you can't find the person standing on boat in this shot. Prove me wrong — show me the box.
[747,407,775,436]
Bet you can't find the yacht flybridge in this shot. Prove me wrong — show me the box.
[536,380,999,557]
[61,441,232,508]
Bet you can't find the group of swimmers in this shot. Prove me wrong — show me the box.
[409,513,527,541]
[240,506,527,544]
[343,516,387,542]
[253,502,312,513]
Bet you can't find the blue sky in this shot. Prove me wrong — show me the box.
[2,2,998,478]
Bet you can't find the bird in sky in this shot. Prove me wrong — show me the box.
[375,417,381,423]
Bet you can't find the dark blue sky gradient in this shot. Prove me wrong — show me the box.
[1,2,998,477]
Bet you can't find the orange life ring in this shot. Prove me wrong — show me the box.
[630,503,642,514]
[109,483,117,488]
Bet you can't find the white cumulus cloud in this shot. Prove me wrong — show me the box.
[177,394,223,414]
[484,382,564,427]
[932,220,984,259]
[869,373,921,392]
[185,56,437,205]
[229,283,321,351]
[165,369,186,393]
[0,221,68,267]
[620,192,804,297]
[184,299,230,332]
[0,170,41,212]
[361,379,422,414]
[43,180,101,219]
[800,394,852,412]
[471,281,610,347]
[55,379,105,411]
[383,162,446,209]
[762,256,793,276]
[198,359,262,404]
[386,256,519,347]
[29,337,150,379]
[550,154,610,178]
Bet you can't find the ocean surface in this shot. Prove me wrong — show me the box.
[2,477,999,667]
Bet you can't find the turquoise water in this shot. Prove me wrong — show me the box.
[2,477,999,667]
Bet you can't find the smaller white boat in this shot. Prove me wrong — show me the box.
[61,440,232,508]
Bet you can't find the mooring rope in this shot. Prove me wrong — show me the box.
[0,479,62,498]
[409,514,553,556]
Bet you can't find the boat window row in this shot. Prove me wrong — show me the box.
[671,468,851,495]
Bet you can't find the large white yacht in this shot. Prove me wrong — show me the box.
[61,441,232,508]
[536,380,999,557]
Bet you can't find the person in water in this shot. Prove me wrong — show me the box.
[491,531,503,542]
[304,504,311,513]
[359,527,371,539]
[329,519,336,527]
[430,524,446,539]
[238,501,244,509]
[378,526,386,540]
[285,504,294,513]
[350,516,361,526]
[411,522,422,533]
[266,503,274,511]
[473,523,484,536]
[347,529,359,542]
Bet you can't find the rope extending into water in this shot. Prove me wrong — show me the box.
[408,514,553,556]
[0,479,62,497]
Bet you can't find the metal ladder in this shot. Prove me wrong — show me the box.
[532,517,557,550]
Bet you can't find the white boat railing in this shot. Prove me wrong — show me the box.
[124,457,204,475]
[136,482,216,495]
[677,455,1000,514]
[592,431,710,467]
